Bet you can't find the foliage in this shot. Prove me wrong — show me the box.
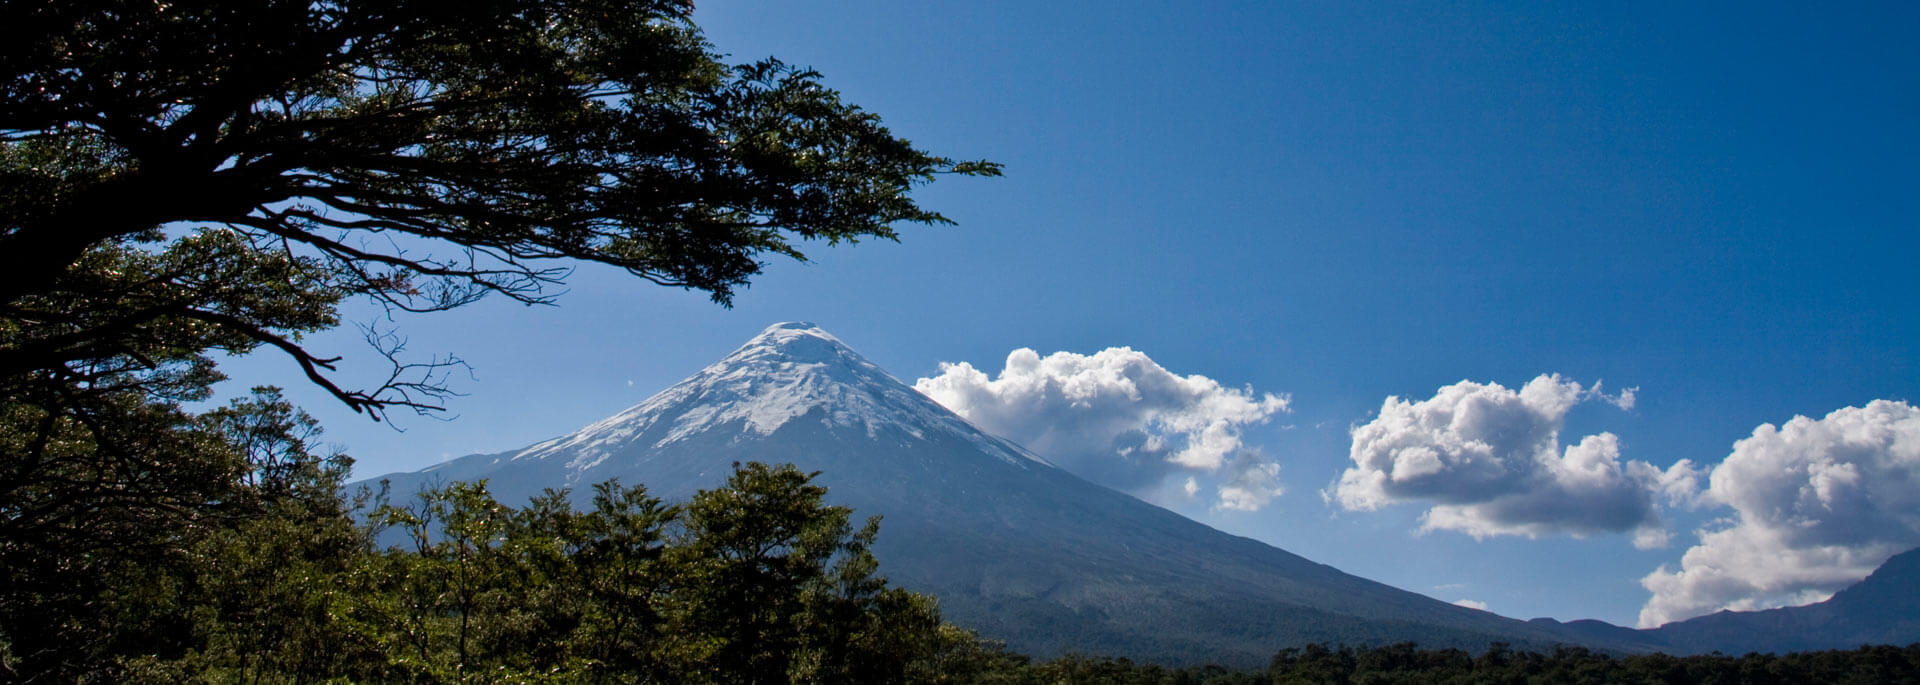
[1,0,999,418]
[669,461,942,683]
[0,385,356,681]
[25,460,957,683]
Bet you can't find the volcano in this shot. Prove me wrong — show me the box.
[367,322,1649,664]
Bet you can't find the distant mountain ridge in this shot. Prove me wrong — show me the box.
[1527,548,1920,655]
[370,322,1795,664]
[1642,547,1920,654]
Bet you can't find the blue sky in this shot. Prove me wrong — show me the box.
[220,2,1919,629]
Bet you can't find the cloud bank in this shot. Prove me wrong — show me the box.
[1638,400,1920,627]
[1333,375,1697,544]
[914,347,1290,510]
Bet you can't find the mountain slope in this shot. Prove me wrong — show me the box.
[366,322,1650,664]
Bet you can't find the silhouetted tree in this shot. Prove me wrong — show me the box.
[2,0,998,417]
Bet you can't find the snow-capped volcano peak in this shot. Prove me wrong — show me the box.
[503,322,1048,480]
[712,321,871,376]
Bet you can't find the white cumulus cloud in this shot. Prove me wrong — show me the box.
[915,346,1290,510]
[1453,599,1490,611]
[1333,374,1698,544]
[1637,400,1920,627]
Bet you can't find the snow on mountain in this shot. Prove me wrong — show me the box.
[442,322,1046,485]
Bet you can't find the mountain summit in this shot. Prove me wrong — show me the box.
[496,322,1044,483]
[385,322,1045,490]
[370,323,1644,664]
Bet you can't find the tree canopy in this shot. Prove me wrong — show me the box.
[1,0,998,417]
[0,3,997,679]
